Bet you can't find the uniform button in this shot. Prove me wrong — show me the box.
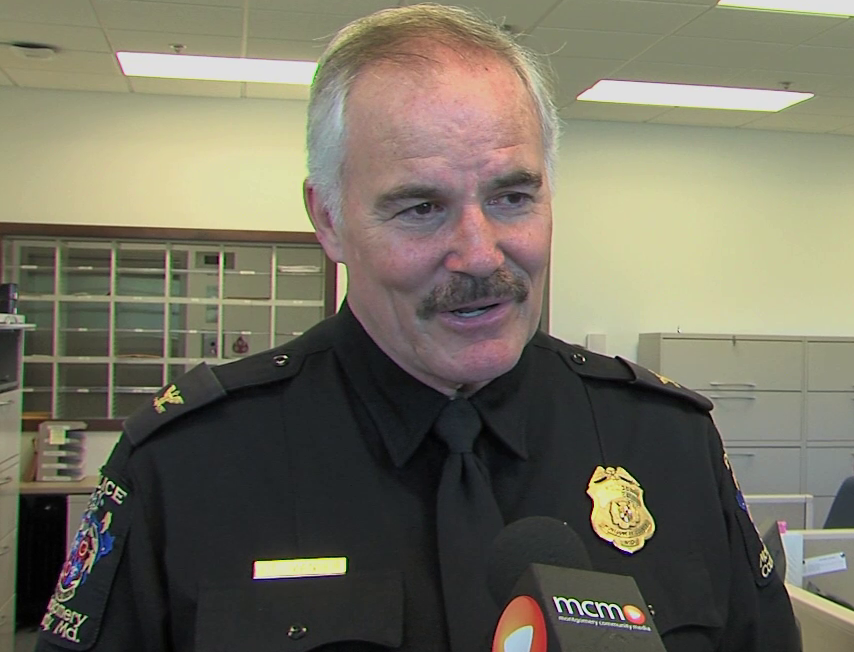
[287,624,308,640]
[570,352,586,365]
[273,354,290,367]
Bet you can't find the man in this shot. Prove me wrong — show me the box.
[37,5,800,652]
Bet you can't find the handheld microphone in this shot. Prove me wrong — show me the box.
[487,516,667,652]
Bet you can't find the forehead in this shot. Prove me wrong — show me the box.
[343,44,542,172]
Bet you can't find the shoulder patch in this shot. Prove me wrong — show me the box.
[122,346,305,449]
[551,340,712,412]
[39,467,132,649]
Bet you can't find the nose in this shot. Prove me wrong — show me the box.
[443,204,505,277]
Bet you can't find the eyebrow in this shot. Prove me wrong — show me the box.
[374,169,544,213]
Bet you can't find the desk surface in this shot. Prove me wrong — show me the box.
[20,476,99,495]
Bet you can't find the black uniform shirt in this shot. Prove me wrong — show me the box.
[36,302,800,652]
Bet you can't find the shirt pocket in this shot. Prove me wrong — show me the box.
[630,549,724,642]
[194,570,404,652]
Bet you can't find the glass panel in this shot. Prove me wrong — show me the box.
[60,244,111,296]
[23,390,51,417]
[116,246,165,297]
[170,246,219,299]
[222,305,270,359]
[15,244,56,296]
[115,302,164,358]
[276,246,324,301]
[113,363,163,418]
[274,306,325,346]
[58,302,109,356]
[224,246,272,300]
[113,393,153,418]
[169,304,218,358]
[57,391,108,419]
[19,300,54,356]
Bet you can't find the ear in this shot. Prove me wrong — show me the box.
[304,180,345,263]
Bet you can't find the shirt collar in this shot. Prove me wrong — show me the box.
[332,300,533,467]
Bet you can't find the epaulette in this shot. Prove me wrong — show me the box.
[122,344,305,448]
[554,342,712,412]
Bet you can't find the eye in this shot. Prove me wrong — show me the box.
[398,202,443,220]
[490,192,532,208]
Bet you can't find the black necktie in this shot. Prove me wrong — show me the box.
[434,398,504,652]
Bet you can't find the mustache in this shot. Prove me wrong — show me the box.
[417,268,530,319]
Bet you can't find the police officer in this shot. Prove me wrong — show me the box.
[36,4,800,652]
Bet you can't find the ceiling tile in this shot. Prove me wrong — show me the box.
[744,112,854,133]
[610,60,741,86]
[249,10,357,41]
[825,77,854,98]
[547,56,626,106]
[523,29,663,60]
[561,100,671,122]
[244,82,311,100]
[251,0,394,14]
[427,0,562,29]
[805,19,854,48]
[785,95,854,117]
[726,69,843,94]
[0,50,120,75]
[246,39,327,61]
[760,45,854,76]
[132,0,244,7]
[130,77,241,97]
[0,0,98,27]
[108,30,243,57]
[92,0,243,36]
[541,0,707,34]
[4,68,129,92]
[0,22,111,53]
[638,35,791,68]
[675,6,844,44]
[649,107,764,127]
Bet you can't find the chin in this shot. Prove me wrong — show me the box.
[443,341,525,386]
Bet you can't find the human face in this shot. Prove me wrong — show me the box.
[307,47,552,396]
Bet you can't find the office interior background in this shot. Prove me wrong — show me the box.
[3,0,854,649]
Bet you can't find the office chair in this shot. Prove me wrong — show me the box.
[823,476,854,529]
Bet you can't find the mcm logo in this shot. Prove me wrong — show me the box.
[153,385,184,414]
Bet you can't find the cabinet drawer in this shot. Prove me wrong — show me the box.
[724,447,800,494]
[806,447,854,497]
[0,459,18,542]
[808,342,854,390]
[705,391,801,442]
[0,530,15,606]
[806,393,854,441]
[658,339,802,391]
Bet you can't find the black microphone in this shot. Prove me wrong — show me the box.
[487,516,667,652]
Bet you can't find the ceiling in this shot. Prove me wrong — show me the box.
[3,0,854,136]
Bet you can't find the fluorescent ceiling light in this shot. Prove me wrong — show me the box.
[116,52,317,84]
[717,0,854,16]
[577,80,813,112]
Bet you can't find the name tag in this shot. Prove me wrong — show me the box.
[252,557,348,580]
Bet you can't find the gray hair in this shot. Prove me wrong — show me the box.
[305,3,560,224]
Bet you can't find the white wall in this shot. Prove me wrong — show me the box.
[3,87,854,363]
[551,121,854,359]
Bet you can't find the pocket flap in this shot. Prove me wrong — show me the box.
[195,570,404,652]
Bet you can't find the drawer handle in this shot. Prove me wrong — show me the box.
[709,381,757,388]
[0,477,12,486]
[709,395,757,400]
[0,400,13,407]
[728,452,756,457]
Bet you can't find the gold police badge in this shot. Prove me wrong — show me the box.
[587,466,656,554]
